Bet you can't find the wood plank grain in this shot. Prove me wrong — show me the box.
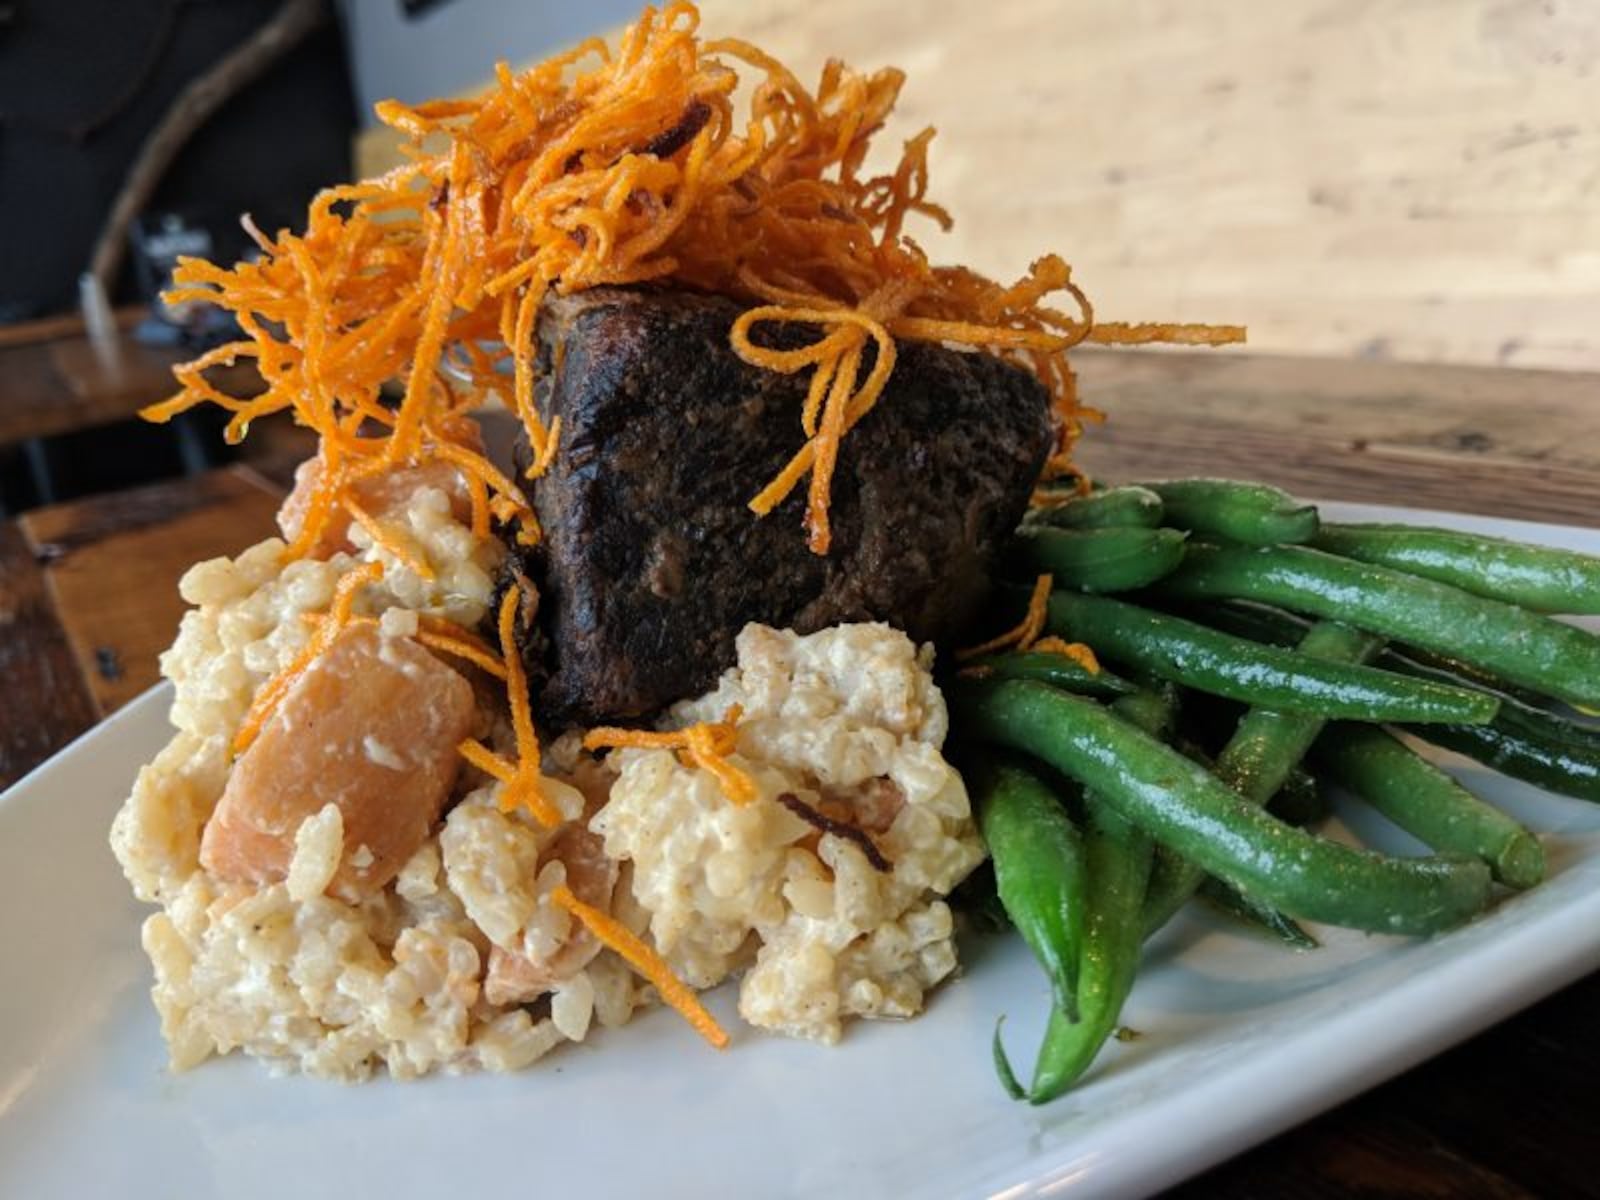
[0,305,144,351]
[0,332,260,446]
[0,335,180,446]
[1174,971,1597,1198]
[1072,349,1600,526]
[0,523,98,789]
[18,467,284,715]
[358,0,1600,371]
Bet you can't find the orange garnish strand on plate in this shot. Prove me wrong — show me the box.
[550,883,730,1050]
[584,704,757,804]
[1030,635,1101,674]
[456,589,561,826]
[141,0,1241,563]
[956,573,1054,660]
[232,561,384,755]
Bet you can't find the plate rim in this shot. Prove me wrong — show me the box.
[3,499,1598,1199]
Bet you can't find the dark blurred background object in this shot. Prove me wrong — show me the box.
[0,0,648,516]
[0,0,350,321]
[0,0,352,513]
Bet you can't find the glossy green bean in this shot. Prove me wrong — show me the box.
[1271,766,1333,828]
[1027,803,1152,1102]
[1029,485,1165,530]
[1210,617,1600,805]
[1161,542,1600,709]
[1313,723,1545,889]
[1008,525,1189,593]
[1137,478,1320,545]
[1198,877,1320,949]
[989,687,1170,1101]
[968,757,1087,1017]
[956,650,1135,698]
[1200,601,1555,708]
[1140,620,1380,934]
[1403,705,1600,805]
[1313,523,1600,615]
[949,679,1495,935]
[1031,589,1496,724]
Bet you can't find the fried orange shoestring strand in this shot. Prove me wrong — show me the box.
[583,704,757,805]
[955,572,1101,671]
[1029,635,1101,675]
[413,614,508,680]
[138,0,1241,563]
[456,589,563,827]
[956,573,1055,661]
[551,883,730,1049]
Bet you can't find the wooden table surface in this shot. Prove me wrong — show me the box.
[3,348,1597,1195]
[360,0,1600,373]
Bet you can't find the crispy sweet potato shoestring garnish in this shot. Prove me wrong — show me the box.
[583,705,757,805]
[456,588,563,827]
[551,883,730,1049]
[139,0,1241,562]
[956,573,1055,660]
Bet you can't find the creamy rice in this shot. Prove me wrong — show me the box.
[594,622,984,1044]
[112,474,981,1079]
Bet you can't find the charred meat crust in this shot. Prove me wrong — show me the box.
[510,287,1052,726]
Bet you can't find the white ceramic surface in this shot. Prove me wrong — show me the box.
[2,502,1598,1199]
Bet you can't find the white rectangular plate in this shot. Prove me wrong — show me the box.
[3,501,1598,1199]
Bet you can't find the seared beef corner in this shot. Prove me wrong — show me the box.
[506,287,1053,726]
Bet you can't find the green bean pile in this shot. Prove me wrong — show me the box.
[954,479,1600,1104]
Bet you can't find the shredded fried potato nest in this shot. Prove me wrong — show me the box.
[141,0,1241,558]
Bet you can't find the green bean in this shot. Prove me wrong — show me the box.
[1313,723,1545,889]
[1028,803,1152,1102]
[1271,766,1333,828]
[1198,877,1320,949]
[1155,761,1328,940]
[1389,645,1549,708]
[1028,589,1497,724]
[1140,620,1380,934]
[1211,621,1383,797]
[992,1019,1026,1100]
[1202,601,1561,709]
[949,679,1494,935]
[1137,478,1320,545]
[1007,525,1189,593]
[1313,523,1600,615]
[1187,601,1600,799]
[967,756,1087,1017]
[1403,706,1600,805]
[1204,615,1600,804]
[1160,542,1600,710]
[989,687,1169,1101]
[1185,599,1310,647]
[1200,603,1555,705]
[1029,485,1165,530]
[956,650,1135,698]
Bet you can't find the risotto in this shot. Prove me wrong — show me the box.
[110,472,982,1079]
